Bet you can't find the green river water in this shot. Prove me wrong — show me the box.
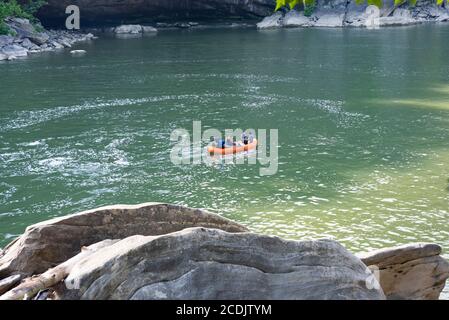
[0,24,448,296]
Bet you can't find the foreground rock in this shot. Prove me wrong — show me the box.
[359,243,449,300]
[0,18,96,61]
[58,228,384,300]
[0,203,247,278]
[0,275,21,295]
[0,202,448,300]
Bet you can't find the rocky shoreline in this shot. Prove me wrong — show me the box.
[0,203,448,300]
[257,1,449,29]
[0,17,96,61]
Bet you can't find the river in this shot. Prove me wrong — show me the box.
[0,24,448,297]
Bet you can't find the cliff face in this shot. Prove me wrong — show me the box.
[37,0,275,26]
[36,0,448,27]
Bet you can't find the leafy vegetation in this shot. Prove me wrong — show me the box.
[0,0,47,35]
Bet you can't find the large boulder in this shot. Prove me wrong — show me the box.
[358,243,449,300]
[0,203,248,278]
[282,10,311,27]
[4,17,49,45]
[59,228,385,300]
[257,12,284,29]
[0,44,28,57]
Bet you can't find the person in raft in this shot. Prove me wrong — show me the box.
[225,136,235,147]
[241,131,254,145]
[214,137,225,149]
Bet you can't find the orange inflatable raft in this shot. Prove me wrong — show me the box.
[207,139,258,155]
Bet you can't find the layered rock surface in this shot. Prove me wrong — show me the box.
[0,202,448,300]
[359,243,449,300]
[0,203,247,278]
[59,228,385,300]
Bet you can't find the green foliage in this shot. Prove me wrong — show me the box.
[304,0,316,17]
[367,0,384,7]
[21,0,47,16]
[0,21,10,34]
[275,0,317,15]
[0,0,47,35]
[408,0,417,6]
[436,0,444,5]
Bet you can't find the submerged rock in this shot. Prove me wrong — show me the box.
[358,243,449,300]
[0,203,248,278]
[70,50,87,55]
[114,24,143,34]
[142,26,158,33]
[59,228,385,300]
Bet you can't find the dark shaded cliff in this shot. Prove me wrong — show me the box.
[36,0,275,27]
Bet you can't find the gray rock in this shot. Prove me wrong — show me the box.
[0,45,27,57]
[60,228,385,300]
[50,41,64,49]
[5,17,49,45]
[358,243,449,300]
[0,203,248,278]
[282,10,311,27]
[175,22,191,28]
[20,38,34,49]
[314,13,345,27]
[59,39,72,48]
[257,12,284,29]
[142,26,158,33]
[0,275,21,295]
[413,4,449,22]
[0,35,14,47]
[114,24,143,34]
[70,50,87,55]
[379,8,418,26]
